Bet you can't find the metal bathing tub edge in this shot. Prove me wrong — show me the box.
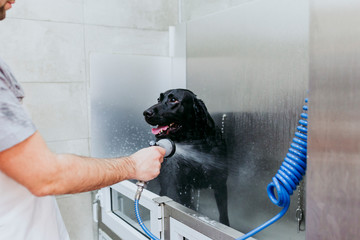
[153,196,256,240]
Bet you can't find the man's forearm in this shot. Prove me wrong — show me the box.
[35,153,136,196]
[0,132,135,196]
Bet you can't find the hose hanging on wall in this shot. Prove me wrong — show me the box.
[237,98,308,240]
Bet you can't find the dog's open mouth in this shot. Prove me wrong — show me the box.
[151,123,182,137]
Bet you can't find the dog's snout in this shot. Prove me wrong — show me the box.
[143,109,154,118]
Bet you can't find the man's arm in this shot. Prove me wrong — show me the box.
[0,131,165,196]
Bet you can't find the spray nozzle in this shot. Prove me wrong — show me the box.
[149,139,176,158]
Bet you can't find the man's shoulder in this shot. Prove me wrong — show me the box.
[0,57,25,99]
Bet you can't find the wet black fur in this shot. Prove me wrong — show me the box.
[143,89,229,226]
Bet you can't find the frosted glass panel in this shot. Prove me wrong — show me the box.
[111,189,151,236]
[90,54,171,159]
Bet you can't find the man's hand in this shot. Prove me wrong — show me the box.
[128,146,166,182]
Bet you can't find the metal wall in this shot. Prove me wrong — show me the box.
[307,0,360,239]
[186,0,308,239]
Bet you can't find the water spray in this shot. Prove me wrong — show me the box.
[134,139,176,240]
[134,99,307,240]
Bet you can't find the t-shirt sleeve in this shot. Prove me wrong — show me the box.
[0,80,37,152]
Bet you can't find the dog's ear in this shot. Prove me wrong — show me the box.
[193,98,215,131]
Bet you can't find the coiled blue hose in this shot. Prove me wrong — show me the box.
[237,98,308,240]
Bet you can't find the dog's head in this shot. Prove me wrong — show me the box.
[143,89,215,140]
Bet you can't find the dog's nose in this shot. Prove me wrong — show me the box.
[143,110,154,118]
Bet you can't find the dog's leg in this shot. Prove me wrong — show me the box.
[159,177,181,203]
[214,184,230,226]
[178,185,193,209]
[160,185,181,202]
[158,161,183,203]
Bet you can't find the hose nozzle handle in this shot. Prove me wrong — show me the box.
[135,139,176,200]
[149,139,176,158]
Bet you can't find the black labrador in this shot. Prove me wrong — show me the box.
[143,89,229,226]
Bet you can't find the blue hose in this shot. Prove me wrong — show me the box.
[134,199,160,240]
[237,98,308,240]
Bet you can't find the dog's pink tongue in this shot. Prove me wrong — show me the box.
[151,126,168,135]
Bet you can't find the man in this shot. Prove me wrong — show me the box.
[0,0,14,20]
[0,1,166,239]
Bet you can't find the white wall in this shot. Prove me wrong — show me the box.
[0,0,178,239]
[181,0,254,22]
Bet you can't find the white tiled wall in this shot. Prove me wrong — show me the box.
[0,19,86,83]
[84,0,178,30]
[8,0,84,23]
[21,83,88,141]
[181,0,254,21]
[84,26,169,56]
[0,0,178,239]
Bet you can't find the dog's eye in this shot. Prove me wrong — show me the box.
[169,98,178,103]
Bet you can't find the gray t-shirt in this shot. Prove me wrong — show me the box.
[0,57,36,151]
[0,57,69,240]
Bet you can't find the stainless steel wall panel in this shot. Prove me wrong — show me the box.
[186,0,308,239]
[307,0,360,239]
[187,0,309,114]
